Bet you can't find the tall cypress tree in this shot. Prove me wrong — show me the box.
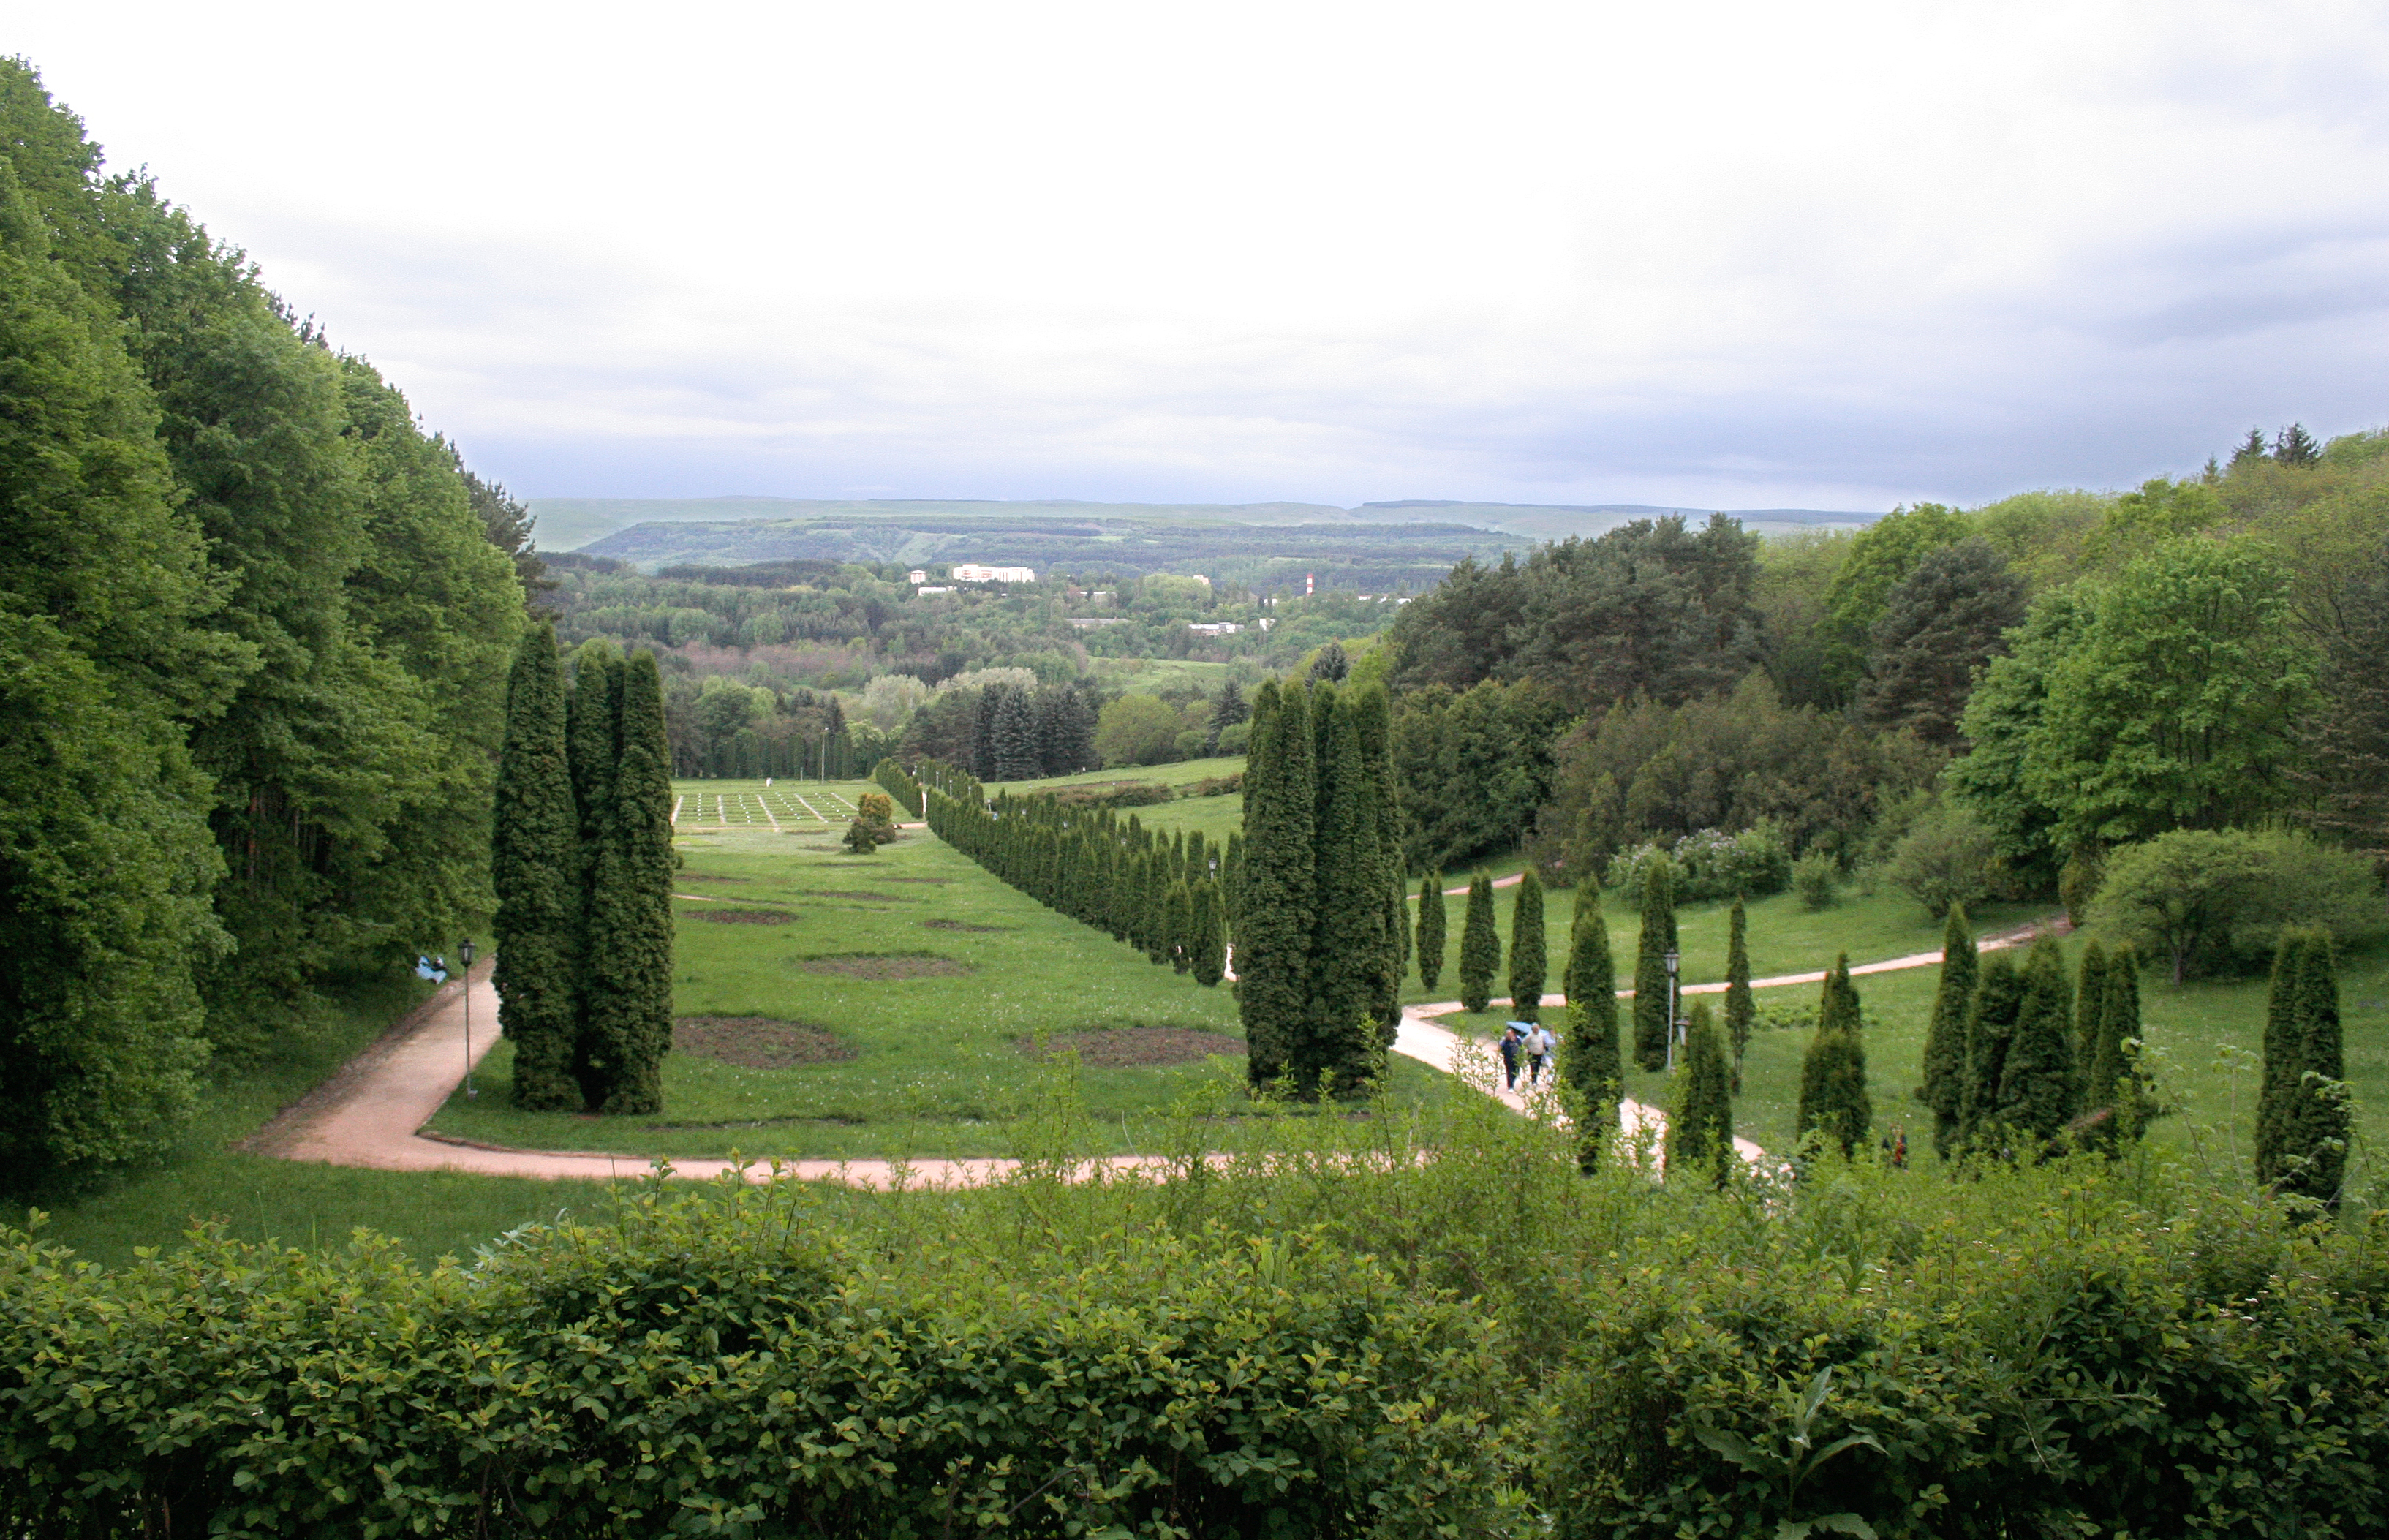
[2073,940,2110,1073]
[2282,931,2350,1206]
[493,624,582,1110]
[1144,851,1173,964]
[1353,682,1405,1041]
[1508,869,1548,1022]
[1959,952,2026,1148]
[1724,897,1754,1094]
[1920,903,1977,1159]
[566,639,622,844]
[1191,881,1226,987]
[1563,892,1620,1173]
[1220,830,1244,944]
[2255,929,2307,1187]
[1996,935,2080,1144]
[1796,955,1870,1155]
[1416,870,1447,991]
[1458,872,1500,1014]
[584,651,673,1114]
[1668,1000,1735,1187]
[1239,681,1315,1088]
[1165,880,1194,973]
[2084,944,2144,1147]
[1632,859,1677,1071]
[1307,683,1383,1090]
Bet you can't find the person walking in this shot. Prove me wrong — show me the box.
[1497,1024,1522,1090]
[1526,1022,1555,1085]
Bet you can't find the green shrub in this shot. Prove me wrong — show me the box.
[1884,804,2003,919]
[1611,826,1791,903]
[2090,828,2383,981]
[1792,851,1841,910]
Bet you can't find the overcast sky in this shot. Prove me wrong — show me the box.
[13,0,2389,510]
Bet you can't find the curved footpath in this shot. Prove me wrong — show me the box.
[250,921,2057,1188]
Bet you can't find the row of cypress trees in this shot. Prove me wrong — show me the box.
[1915,908,2148,1160]
[1238,679,1408,1098]
[2256,928,2350,1204]
[491,630,676,1114]
[907,758,1233,986]
[1443,869,1552,1021]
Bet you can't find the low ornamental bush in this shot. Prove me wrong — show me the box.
[1612,826,1792,905]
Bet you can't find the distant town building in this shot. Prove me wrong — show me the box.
[1066,617,1130,628]
[915,585,956,595]
[951,563,1036,584]
[907,569,930,584]
[1305,572,1315,596]
[1186,622,1243,636]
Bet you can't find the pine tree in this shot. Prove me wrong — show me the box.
[584,651,674,1114]
[1416,870,1447,991]
[1632,858,1677,1071]
[1204,680,1249,752]
[1458,873,1500,1014]
[1190,881,1226,986]
[1668,1000,1735,1186]
[2230,426,2269,469]
[2274,423,2321,466]
[2073,940,2110,1073]
[1958,952,2025,1147]
[1165,880,1194,973]
[493,625,583,1110]
[990,685,1041,780]
[1920,903,1977,1158]
[1724,897,1754,1093]
[2282,931,2350,1206]
[1507,868,1547,1023]
[1796,954,1870,1155]
[1996,936,2080,1144]
[1563,892,1620,1173]
[2255,929,2306,1188]
[1238,681,1315,1088]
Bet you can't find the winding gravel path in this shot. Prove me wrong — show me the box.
[249,917,2056,1187]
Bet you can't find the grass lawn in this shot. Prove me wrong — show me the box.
[426,796,1447,1160]
[995,755,1246,791]
[18,971,589,1269]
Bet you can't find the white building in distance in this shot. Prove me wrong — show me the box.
[951,563,1036,584]
[1187,622,1242,636]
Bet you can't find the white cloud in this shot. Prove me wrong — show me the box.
[14,0,2389,508]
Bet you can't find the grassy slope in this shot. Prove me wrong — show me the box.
[21,973,582,1269]
[426,799,1442,1161]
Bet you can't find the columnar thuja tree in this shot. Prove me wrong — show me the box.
[1796,954,1869,1155]
[1724,897,1754,1093]
[1507,869,1547,1023]
[492,625,581,1109]
[1668,1000,1735,1187]
[1307,684,1385,1087]
[1993,936,2078,1147]
[1632,859,1677,1071]
[1458,874,1499,1014]
[584,652,675,1114]
[1918,903,1977,1158]
[1351,683,1408,1045]
[1239,681,1315,1087]
[2082,943,2146,1147]
[2073,940,2110,1074]
[2258,928,2351,1203]
[497,640,673,1114]
[1562,891,1620,1173]
[1416,870,1447,992]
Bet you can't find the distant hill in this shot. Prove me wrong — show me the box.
[529,495,1879,556]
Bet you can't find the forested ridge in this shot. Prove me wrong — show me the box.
[0,62,530,1182]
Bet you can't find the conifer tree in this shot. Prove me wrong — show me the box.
[492,624,583,1110]
[2073,940,2110,1073]
[1795,954,1870,1155]
[1959,952,2025,1147]
[1668,1000,1735,1187]
[1352,683,1405,1041]
[1165,880,1194,973]
[1191,881,1226,986]
[1238,682,1315,1087]
[1220,830,1245,943]
[2282,931,2350,1206]
[1307,684,1384,1089]
[1632,858,1677,1071]
[1563,892,1620,1173]
[583,652,673,1114]
[2084,943,2145,1147]
[1724,897,1754,1093]
[1507,868,1547,1022]
[1145,852,1174,964]
[1919,902,1977,1158]
[566,640,623,843]
[1416,870,1447,991]
[1996,936,2080,1144]
[2255,929,2307,1188]
[1458,872,1500,1014]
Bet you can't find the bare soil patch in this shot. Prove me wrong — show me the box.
[800,953,975,980]
[882,876,954,884]
[803,888,913,903]
[673,1016,857,1068]
[680,872,750,882]
[923,918,1015,933]
[1017,1027,1246,1067]
[692,907,797,924]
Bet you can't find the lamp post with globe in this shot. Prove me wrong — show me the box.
[458,937,478,1099]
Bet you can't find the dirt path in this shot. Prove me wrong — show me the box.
[254,917,2057,1188]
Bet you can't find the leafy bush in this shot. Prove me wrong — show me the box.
[1611,826,1792,904]
[1793,851,1841,910]
[1884,804,2003,918]
[2089,827,2383,981]
[1215,719,1253,754]
[1050,780,1171,809]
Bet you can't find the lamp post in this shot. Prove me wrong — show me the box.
[458,937,478,1099]
[1664,948,1681,1071]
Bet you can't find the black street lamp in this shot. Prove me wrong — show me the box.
[458,937,478,1099]
[1664,948,1681,1071]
